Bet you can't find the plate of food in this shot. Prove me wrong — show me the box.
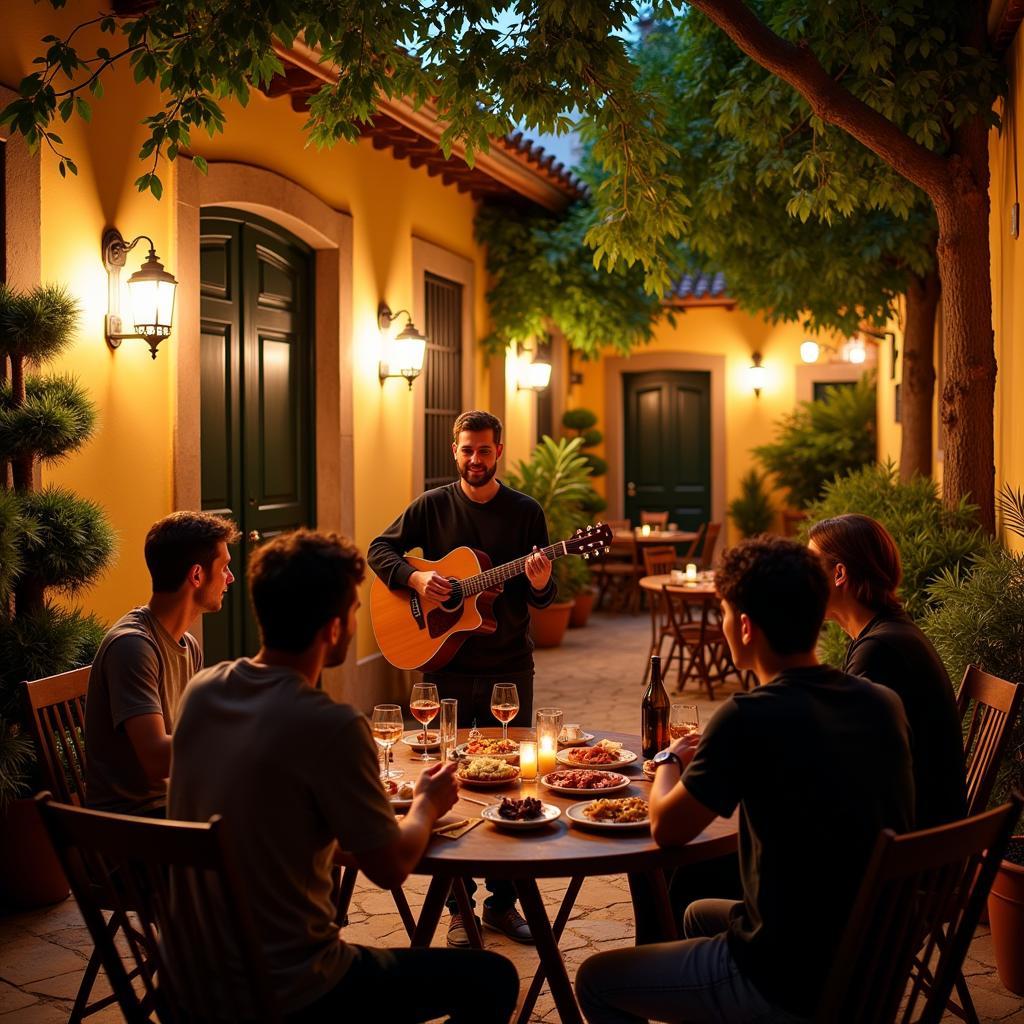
[556,739,637,771]
[565,797,650,830]
[539,769,631,796]
[480,796,561,830]
[456,756,521,788]
[454,737,521,761]
[383,778,416,810]
[642,759,657,780]
[401,730,440,750]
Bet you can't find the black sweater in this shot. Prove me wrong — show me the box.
[367,481,556,675]
[844,611,967,829]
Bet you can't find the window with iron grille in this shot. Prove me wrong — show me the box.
[423,272,463,490]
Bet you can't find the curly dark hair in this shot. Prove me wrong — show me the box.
[715,536,829,655]
[248,529,365,653]
[145,511,240,592]
[452,410,502,444]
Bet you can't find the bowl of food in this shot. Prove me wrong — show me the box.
[455,737,521,762]
[539,769,632,796]
[456,756,520,788]
[480,796,561,830]
[566,796,650,830]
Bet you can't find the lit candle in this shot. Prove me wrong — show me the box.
[640,524,652,537]
[686,562,698,582]
[538,736,557,776]
[519,741,537,781]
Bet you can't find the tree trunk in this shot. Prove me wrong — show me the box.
[933,117,996,532]
[9,354,33,493]
[899,265,940,481]
[0,354,8,490]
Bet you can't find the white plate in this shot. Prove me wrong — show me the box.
[555,747,638,771]
[565,800,650,830]
[558,731,596,747]
[389,796,414,811]
[455,768,521,788]
[480,801,561,830]
[454,741,520,762]
[539,770,631,797]
[401,730,440,750]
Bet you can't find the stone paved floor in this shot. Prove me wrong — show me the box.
[1,611,1022,1022]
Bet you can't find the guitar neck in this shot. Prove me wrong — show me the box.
[460,541,571,597]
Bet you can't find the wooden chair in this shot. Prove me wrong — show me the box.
[22,666,91,806]
[640,510,669,527]
[696,522,722,570]
[641,546,680,682]
[36,792,283,1024]
[594,522,643,614]
[815,794,1022,1024]
[681,522,706,562]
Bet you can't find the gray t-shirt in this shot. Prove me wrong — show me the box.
[84,607,201,813]
[168,658,401,1014]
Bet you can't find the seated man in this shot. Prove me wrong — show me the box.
[169,529,518,1023]
[85,511,238,814]
[577,536,914,1024]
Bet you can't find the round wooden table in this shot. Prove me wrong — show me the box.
[396,727,737,1024]
[613,528,699,548]
[638,572,717,597]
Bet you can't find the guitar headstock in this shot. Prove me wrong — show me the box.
[568,523,614,560]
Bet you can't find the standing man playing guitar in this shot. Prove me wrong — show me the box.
[368,410,554,948]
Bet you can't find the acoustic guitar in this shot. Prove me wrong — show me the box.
[370,523,613,671]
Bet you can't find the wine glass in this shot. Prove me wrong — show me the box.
[371,704,404,781]
[409,682,440,762]
[669,703,700,741]
[490,683,520,743]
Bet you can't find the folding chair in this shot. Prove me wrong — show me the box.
[815,794,1021,1023]
[37,793,283,1024]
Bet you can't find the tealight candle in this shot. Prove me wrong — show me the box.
[538,737,557,775]
[640,524,652,537]
[536,707,562,776]
[686,562,698,582]
[519,740,537,781]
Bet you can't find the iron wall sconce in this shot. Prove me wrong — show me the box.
[747,351,766,397]
[378,303,427,389]
[102,228,178,359]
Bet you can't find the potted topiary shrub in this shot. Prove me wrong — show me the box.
[507,435,594,648]
[0,284,114,907]
[728,469,775,539]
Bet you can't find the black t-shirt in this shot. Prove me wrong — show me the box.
[843,611,967,829]
[682,665,914,1017]
[367,481,556,675]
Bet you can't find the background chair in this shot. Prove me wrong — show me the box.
[639,510,669,527]
[594,521,643,614]
[641,546,679,682]
[815,794,1021,1024]
[696,522,722,570]
[37,793,283,1024]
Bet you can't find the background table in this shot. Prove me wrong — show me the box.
[396,727,737,1024]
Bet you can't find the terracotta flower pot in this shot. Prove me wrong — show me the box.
[530,601,574,648]
[988,837,1024,995]
[570,588,597,628]
[0,797,69,909]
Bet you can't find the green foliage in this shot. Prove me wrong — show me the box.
[728,470,775,538]
[0,375,97,462]
[562,408,607,478]
[0,727,34,810]
[562,408,598,432]
[0,284,79,363]
[922,485,1024,803]
[753,374,877,509]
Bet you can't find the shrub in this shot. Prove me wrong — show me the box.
[728,469,775,538]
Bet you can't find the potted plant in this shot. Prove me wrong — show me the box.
[923,484,1024,994]
[0,284,113,907]
[507,435,595,648]
[563,557,596,628]
[727,469,775,539]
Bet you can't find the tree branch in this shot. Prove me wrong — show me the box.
[686,0,953,202]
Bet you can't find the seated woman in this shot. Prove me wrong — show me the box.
[808,513,966,829]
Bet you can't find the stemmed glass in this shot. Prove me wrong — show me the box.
[371,704,404,781]
[490,683,520,743]
[409,682,440,762]
[669,703,700,741]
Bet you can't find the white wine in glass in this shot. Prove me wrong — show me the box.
[490,683,520,743]
[669,703,699,741]
[409,682,440,762]
[371,704,404,781]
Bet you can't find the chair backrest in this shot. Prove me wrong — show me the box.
[642,545,678,578]
[662,585,718,641]
[604,518,632,531]
[36,794,282,1024]
[698,522,722,570]
[682,522,706,560]
[958,665,1024,815]
[815,794,1021,1024]
[640,510,669,527]
[22,666,91,805]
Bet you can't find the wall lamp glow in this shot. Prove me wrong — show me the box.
[747,351,766,397]
[843,336,867,365]
[103,228,178,359]
[378,302,427,388]
[517,358,552,392]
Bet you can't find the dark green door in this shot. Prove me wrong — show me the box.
[199,209,315,663]
[623,371,711,530]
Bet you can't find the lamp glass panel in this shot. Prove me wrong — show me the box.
[800,340,820,363]
[393,336,426,373]
[129,278,176,334]
[521,360,552,390]
[747,363,767,393]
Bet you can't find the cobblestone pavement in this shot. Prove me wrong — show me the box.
[1,611,1022,1022]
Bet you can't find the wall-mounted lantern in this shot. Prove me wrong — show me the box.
[517,357,552,392]
[378,302,427,388]
[103,228,178,359]
[747,351,766,397]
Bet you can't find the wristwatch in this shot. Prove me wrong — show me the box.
[652,749,684,772]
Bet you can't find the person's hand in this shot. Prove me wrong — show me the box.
[525,546,552,590]
[409,570,453,602]
[414,761,459,817]
[667,730,702,767]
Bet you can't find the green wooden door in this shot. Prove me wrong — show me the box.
[623,371,711,530]
[199,209,315,663]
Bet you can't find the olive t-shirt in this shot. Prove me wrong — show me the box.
[168,659,401,1014]
[682,666,914,1017]
[84,607,201,813]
